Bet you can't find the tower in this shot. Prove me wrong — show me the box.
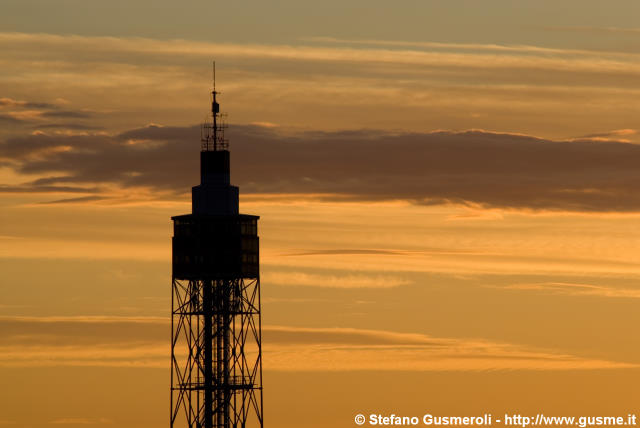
[170,68,263,428]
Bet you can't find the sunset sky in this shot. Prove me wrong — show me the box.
[2,1,640,427]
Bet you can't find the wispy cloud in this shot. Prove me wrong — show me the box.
[39,195,108,205]
[2,32,640,141]
[265,326,637,371]
[0,316,634,371]
[501,282,640,298]
[546,26,640,35]
[0,96,92,125]
[263,271,410,288]
[50,418,112,425]
[572,129,638,143]
[303,36,635,57]
[3,32,640,75]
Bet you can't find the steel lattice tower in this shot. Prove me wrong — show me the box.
[171,69,263,428]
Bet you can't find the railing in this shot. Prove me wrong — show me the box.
[175,376,256,390]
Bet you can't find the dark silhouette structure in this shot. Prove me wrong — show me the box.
[171,69,263,428]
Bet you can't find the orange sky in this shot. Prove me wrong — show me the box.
[2,1,640,427]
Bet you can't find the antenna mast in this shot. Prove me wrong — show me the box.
[202,61,228,151]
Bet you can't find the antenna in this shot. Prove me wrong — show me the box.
[212,61,218,151]
[201,61,228,151]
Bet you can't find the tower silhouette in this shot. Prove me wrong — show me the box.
[170,66,263,428]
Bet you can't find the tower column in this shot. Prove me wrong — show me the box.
[204,280,213,428]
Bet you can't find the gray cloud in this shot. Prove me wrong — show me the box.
[0,113,25,123]
[36,123,103,130]
[0,97,94,132]
[41,110,93,119]
[2,124,640,212]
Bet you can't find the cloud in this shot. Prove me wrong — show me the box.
[501,282,640,298]
[4,32,640,154]
[39,195,109,204]
[546,26,640,36]
[40,110,93,119]
[3,33,640,125]
[36,123,103,131]
[0,96,94,133]
[286,249,410,256]
[0,316,634,371]
[50,418,112,425]
[0,184,100,194]
[0,97,55,109]
[0,114,25,124]
[264,326,637,371]
[3,32,640,76]
[285,248,483,257]
[263,271,410,288]
[4,125,640,212]
[573,129,637,142]
[303,36,624,57]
